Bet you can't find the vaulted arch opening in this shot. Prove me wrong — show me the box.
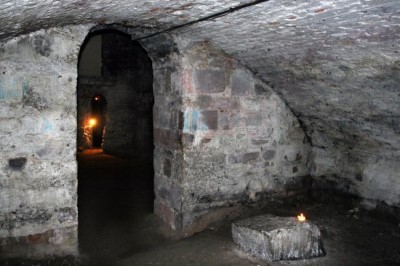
[76,29,155,261]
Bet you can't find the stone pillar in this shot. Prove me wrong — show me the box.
[150,39,311,236]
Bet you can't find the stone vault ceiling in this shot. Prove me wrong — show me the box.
[1,0,400,171]
[0,0,255,40]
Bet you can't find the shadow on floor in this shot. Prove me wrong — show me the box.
[77,149,158,265]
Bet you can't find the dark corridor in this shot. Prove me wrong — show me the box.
[77,29,154,158]
[77,150,155,264]
[91,94,107,148]
[77,30,156,264]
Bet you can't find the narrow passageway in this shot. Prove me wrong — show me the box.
[77,149,158,264]
[76,28,159,265]
[76,149,258,266]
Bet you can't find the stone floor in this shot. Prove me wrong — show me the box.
[2,149,400,265]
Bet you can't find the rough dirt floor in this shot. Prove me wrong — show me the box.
[2,149,400,265]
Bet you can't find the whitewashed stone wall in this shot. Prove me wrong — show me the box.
[0,25,90,257]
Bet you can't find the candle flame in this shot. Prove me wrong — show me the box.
[89,118,97,127]
[297,213,306,222]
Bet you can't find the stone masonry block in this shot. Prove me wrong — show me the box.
[194,69,225,93]
[232,215,325,261]
[154,108,183,130]
[163,158,172,177]
[0,225,78,258]
[154,128,181,150]
[251,139,269,145]
[246,113,263,126]
[182,133,194,147]
[200,110,218,130]
[263,150,276,161]
[154,173,183,210]
[157,185,182,209]
[193,94,212,109]
[154,199,181,231]
[232,71,254,96]
[218,112,230,130]
[228,152,259,164]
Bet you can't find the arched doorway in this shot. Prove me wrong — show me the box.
[77,29,154,158]
[77,29,155,263]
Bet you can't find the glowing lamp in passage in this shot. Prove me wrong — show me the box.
[297,213,306,222]
[88,118,97,127]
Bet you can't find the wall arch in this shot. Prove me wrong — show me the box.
[77,28,154,158]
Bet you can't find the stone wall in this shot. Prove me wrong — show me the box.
[151,40,311,235]
[145,35,186,232]
[0,25,90,257]
[169,0,400,210]
[0,24,311,254]
[259,50,400,209]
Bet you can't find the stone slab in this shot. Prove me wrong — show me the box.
[232,215,325,261]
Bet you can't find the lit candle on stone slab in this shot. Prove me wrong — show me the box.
[297,213,306,222]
